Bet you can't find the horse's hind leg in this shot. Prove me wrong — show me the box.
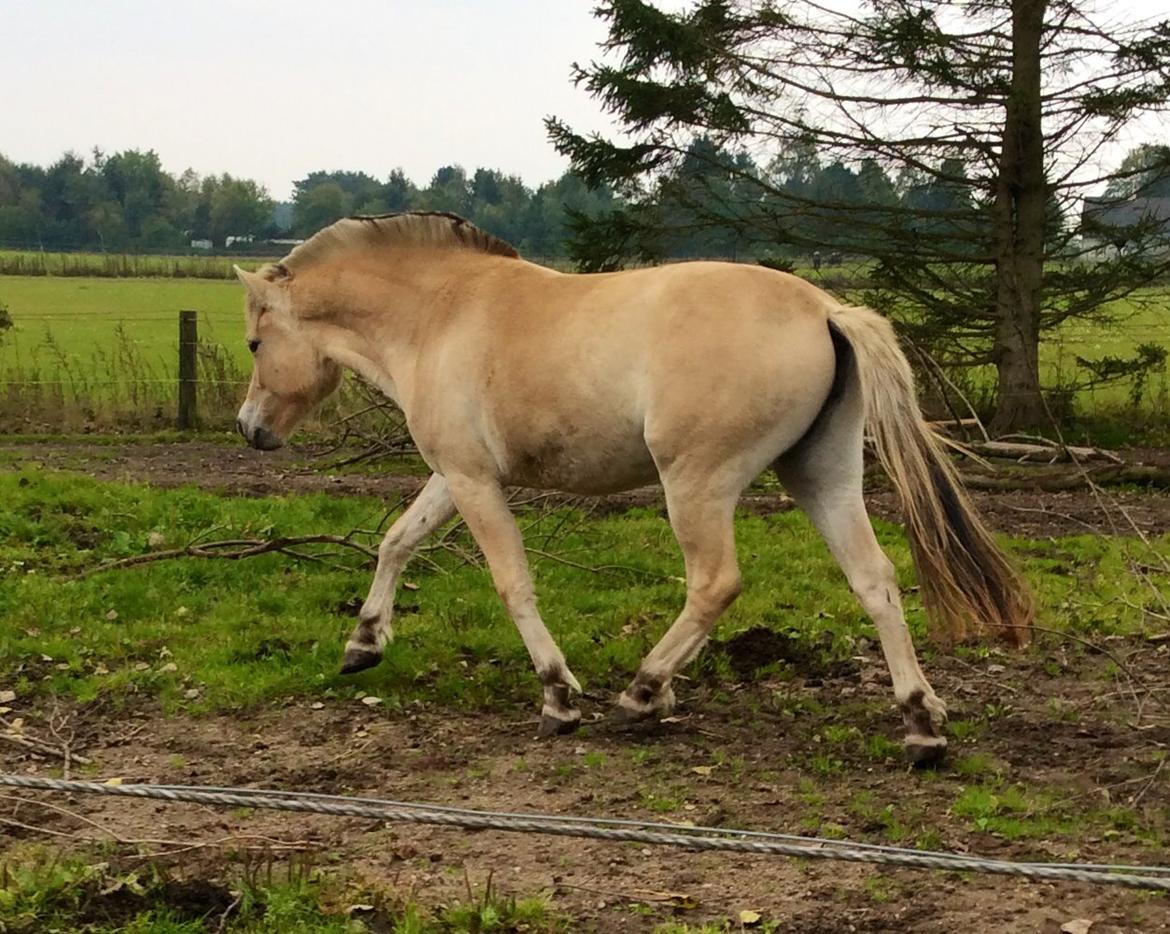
[342,473,457,673]
[619,469,743,720]
[774,415,947,765]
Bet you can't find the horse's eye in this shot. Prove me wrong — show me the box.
[248,339,261,354]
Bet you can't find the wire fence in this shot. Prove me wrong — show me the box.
[0,307,400,436]
[3,775,1169,892]
[1,300,1167,434]
[0,307,250,431]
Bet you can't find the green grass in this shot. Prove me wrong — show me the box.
[0,275,249,376]
[6,277,1164,395]
[0,276,252,430]
[936,292,1170,414]
[1,471,1167,716]
[2,469,1167,930]
[0,845,560,933]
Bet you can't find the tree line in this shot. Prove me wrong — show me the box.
[6,137,1163,265]
[0,150,615,258]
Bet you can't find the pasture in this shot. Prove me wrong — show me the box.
[1,453,1169,931]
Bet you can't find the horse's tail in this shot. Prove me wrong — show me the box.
[826,304,1034,646]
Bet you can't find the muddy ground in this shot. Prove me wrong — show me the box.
[2,440,1170,931]
[3,644,1169,932]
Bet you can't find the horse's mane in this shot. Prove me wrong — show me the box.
[260,212,519,281]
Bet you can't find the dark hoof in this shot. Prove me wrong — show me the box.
[904,735,947,768]
[615,694,658,723]
[615,681,675,724]
[339,647,382,675]
[538,710,581,737]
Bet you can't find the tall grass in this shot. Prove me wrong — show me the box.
[0,319,385,434]
[0,323,251,431]
[0,249,269,280]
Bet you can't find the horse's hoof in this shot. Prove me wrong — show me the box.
[339,647,382,675]
[615,691,664,723]
[538,708,581,737]
[904,734,947,768]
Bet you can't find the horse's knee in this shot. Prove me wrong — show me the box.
[690,568,742,615]
[377,532,409,568]
[849,556,899,616]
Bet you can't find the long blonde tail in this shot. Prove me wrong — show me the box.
[827,304,1034,645]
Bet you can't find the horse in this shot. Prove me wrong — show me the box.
[233,211,1033,764]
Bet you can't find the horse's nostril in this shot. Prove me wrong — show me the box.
[235,418,245,438]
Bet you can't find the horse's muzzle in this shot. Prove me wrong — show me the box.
[236,418,283,451]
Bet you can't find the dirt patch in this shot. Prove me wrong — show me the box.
[72,877,238,930]
[5,439,1170,537]
[718,626,857,680]
[3,639,1169,932]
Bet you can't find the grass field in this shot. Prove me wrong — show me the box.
[0,275,249,372]
[0,276,250,430]
[0,471,1164,714]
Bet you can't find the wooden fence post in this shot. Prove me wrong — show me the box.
[177,310,197,430]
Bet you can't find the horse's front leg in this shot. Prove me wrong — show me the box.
[342,473,456,673]
[445,473,582,736]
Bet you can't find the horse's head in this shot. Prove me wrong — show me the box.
[233,265,342,450]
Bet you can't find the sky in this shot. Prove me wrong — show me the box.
[0,0,621,200]
[1,0,1167,202]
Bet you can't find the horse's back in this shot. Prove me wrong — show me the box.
[418,259,841,492]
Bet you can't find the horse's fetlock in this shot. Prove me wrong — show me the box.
[899,686,947,737]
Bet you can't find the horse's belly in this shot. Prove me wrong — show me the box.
[503,430,658,494]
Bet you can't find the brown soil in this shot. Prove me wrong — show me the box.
[3,640,1169,932]
[6,439,1170,537]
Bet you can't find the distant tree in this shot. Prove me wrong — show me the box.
[381,168,418,212]
[0,148,616,263]
[99,150,171,240]
[421,165,473,215]
[208,176,273,247]
[87,200,129,251]
[293,181,351,236]
[40,153,100,247]
[0,192,43,246]
[1103,144,1170,200]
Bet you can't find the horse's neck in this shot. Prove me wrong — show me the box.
[306,250,490,410]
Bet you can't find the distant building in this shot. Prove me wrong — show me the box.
[1082,196,1170,252]
[190,238,213,251]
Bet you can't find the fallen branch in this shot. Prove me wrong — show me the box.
[0,732,93,766]
[0,715,92,767]
[958,439,1124,465]
[74,534,379,580]
[958,464,1170,492]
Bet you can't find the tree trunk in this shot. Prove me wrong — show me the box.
[989,0,1048,434]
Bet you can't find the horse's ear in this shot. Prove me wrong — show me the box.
[233,265,267,296]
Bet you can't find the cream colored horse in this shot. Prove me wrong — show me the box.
[234,212,1032,763]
